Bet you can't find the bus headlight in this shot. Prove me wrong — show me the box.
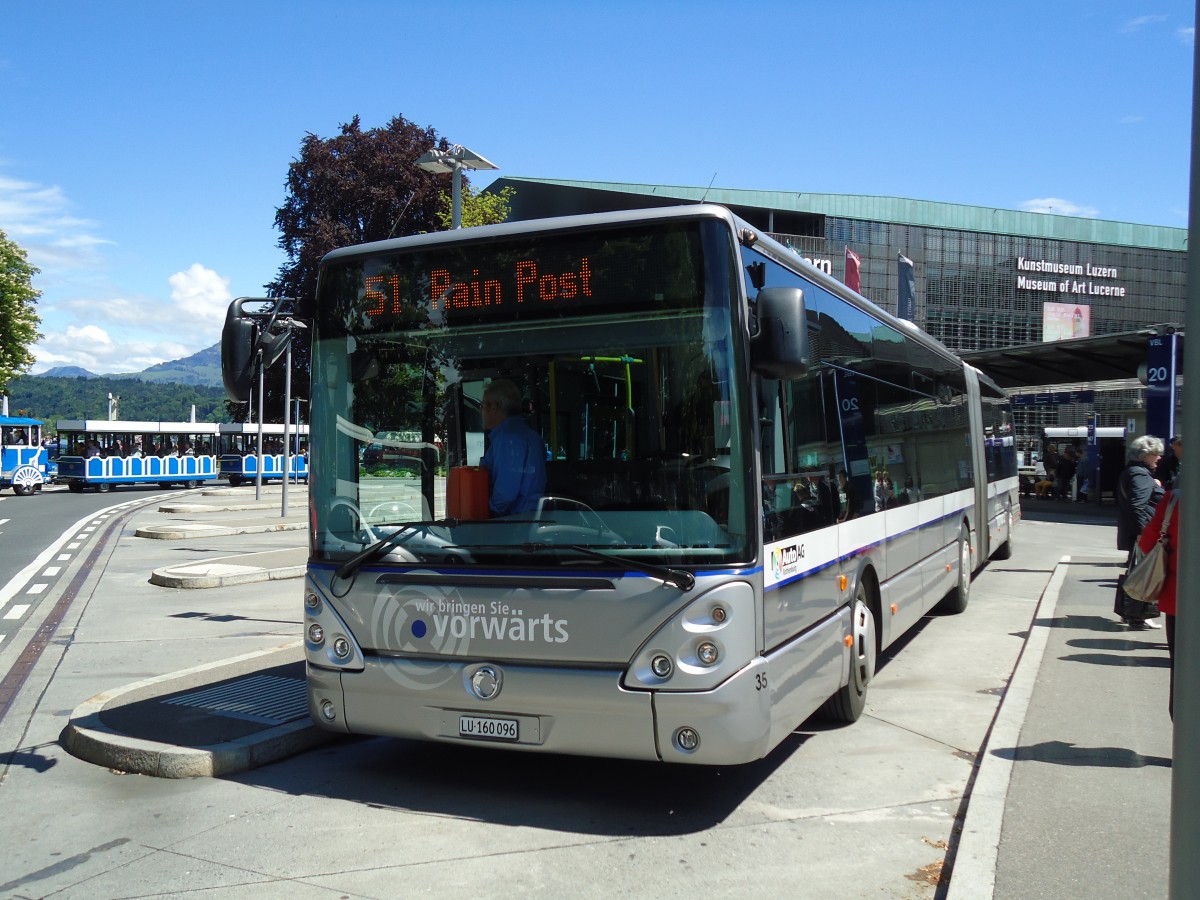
[624,582,754,691]
[303,578,365,671]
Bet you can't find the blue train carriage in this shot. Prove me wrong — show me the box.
[218,422,309,486]
[0,415,49,495]
[55,420,222,492]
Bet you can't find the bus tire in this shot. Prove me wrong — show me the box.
[939,526,972,614]
[97,482,111,493]
[183,480,199,489]
[13,483,32,497]
[228,475,243,487]
[68,481,84,493]
[821,579,877,723]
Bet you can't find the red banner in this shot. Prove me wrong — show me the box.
[845,247,861,293]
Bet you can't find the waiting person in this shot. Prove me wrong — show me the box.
[1156,435,1182,489]
[1137,484,1180,717]
[873,470,893,511]
[479,378,546,516]
[1055,446,1078,500]
[1115,435,1165,629]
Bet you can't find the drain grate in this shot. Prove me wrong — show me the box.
[161,674,308,725]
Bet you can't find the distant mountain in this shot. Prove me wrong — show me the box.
[110,343,223,387]
[38,365,99,379]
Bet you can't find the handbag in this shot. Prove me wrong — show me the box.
[1123,493,1178,604]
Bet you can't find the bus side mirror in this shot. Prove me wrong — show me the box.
[222,300,258,402]
[751,287,809,379]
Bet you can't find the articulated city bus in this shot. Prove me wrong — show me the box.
[55,420,221,492]
[230,204,1017,764]
[218,423,309,486]
[0,415,49,495]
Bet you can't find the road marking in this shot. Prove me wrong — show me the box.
[27,584,48,595]
[4,604,30,620]
[57,554,71,561]
[67,542,81,549]
[0,518,9,526]
[43,567,61,577]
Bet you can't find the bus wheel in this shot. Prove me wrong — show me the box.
[68,481,84,493]
[821,580,877,723]
[939,526,972,614]
[97,482,111,493]
[228,475,243,487]
[183,480,199,489]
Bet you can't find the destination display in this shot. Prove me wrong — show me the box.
[335,222,708,329]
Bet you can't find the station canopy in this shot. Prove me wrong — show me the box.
[960,324,1184,391]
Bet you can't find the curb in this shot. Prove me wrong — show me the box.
[149,561,307,588]
[60,642,336,778]
[136,521,307,540]
[945,555,1071,900]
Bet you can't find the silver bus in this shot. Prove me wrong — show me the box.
[244,204,1018,764]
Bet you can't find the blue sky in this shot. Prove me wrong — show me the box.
[0,1,1194,375]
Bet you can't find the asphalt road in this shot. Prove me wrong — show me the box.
[0,484,183,649]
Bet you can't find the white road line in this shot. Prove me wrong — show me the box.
[67,542,82,549]
[0,518,10,526]
[57,554,71,561]
[4,604,31,620]
[0,498,137,615]
[42,567,61,577]
[27,584,48,595]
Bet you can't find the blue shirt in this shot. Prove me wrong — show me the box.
[480,416,547,516]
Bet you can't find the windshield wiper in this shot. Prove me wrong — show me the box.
[334,521,449,581]
[522,542,695,591]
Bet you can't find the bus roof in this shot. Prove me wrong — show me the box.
[0,415,43,427]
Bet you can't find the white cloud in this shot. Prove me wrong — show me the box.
[1178,26,1194,45]
[33,325,194,375]
[0,173,112,269]
[1119,115,1144,125]
[1019,197,1100,218]
[1122,14,1167,32]
[169,263,232,328]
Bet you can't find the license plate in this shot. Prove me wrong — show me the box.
[459,715,519,741]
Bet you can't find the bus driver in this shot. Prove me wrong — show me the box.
[480,378,547,516]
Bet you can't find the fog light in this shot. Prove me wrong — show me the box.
[651,654,673,678]
[308,622,325,645]
[333,636,351,659]
[304,591,321,612]
[319,699,337,721]
[697,641,719,665]
[711,606,727,623]
[676,727,700,752]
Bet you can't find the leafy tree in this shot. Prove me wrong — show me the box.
[0,228,42,392]
[250,114,467,422]
[435,184,515,230]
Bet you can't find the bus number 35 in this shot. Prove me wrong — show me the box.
[755,672,768,691]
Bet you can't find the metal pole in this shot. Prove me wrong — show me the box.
[1170,4,1200,893]
[452,162,463,229]
[255,351,264,501]
[282,333,292,518]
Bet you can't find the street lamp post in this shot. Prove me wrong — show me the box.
[415,144,498,229]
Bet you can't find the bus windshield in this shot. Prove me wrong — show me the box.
[309,216,752,568]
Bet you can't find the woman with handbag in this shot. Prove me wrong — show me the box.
[1137,483,1180,717]
[1116,435,1166,628]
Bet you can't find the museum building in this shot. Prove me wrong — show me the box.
[488,177,1187,442]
